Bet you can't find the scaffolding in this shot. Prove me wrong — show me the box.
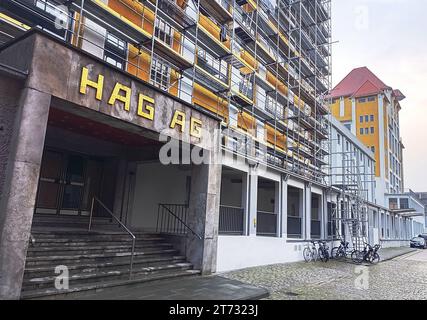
[0,0,332,185]
[329,142,376,250]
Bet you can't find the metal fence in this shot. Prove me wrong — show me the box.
[219,205,244,235]
[257,211,277,237]
[156,204,189,236]
[311,220,321,239]
[287,216,302,238]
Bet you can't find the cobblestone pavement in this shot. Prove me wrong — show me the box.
[221,249,427,300]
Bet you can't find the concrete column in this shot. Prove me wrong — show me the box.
[241,173,249,236]
[321,191,327,239]
[0,87,51,299]
[305,183,312,239]
[274,181,281,237]
[247,167,258,236]
[281,176,288,238]
[186,141,222,275]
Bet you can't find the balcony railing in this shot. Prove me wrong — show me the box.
[311,219,321,239]
[287,216,302,238]
[257,211,277,237]
[219,205,244,235]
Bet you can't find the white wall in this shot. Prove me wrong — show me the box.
[217,236,309,272]
[130,162,190,230]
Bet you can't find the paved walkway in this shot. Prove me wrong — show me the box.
[379,247,416,261]
[47,275,269,300]
[40,247,415,300]
[221,248,427,300]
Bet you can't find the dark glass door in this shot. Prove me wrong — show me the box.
[35,150,104,216]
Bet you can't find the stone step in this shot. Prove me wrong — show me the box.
[30,233,163,242]
[26,243,174,257]
[25,249,180,267]
[21,269,201,300]
[31,230,161,237]
[28,237,167,247]
[22,262,195,292]
[23,255,187,278]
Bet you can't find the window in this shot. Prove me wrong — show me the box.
[337,134,341,145]
[389,198,398,210]
[365,115,369,122]
[370,115,374,122]
[358,97,366,103]
[229,105,239,128]
[370,127,375,134]
[104,32,127,70]
[35,0,71,40]
[256,120,265,142]
[360,128,364,135]
[400,198,409,209]
[365,128,369,134]
[368,96,376,102]
[360,116,364,123]
[371,146,375,153]
[155,18,173,46]
[150,58,170,91]
[344,123,351,131]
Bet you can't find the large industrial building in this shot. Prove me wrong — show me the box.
[329,66,426,248]
[0,0,336,299]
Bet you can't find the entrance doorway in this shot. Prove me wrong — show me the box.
[35,149,104,216]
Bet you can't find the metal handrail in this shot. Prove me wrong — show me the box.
[89,197,136,279]
[158,204,204,240]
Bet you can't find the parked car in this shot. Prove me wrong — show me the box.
[410,236,426,249]
[418,234,427,245]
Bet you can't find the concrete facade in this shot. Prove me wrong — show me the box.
[0,30,221,299]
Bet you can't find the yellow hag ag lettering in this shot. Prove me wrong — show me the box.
[79,67,202,138]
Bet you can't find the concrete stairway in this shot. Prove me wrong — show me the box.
[22,216,199,299]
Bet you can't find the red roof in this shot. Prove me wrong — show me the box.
[393,89,406,101]
[329,67,391,98]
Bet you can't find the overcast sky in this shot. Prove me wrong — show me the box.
[331,0,427,191]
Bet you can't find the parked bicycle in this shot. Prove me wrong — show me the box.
[303,241,318,262]
[351,243,381,264]
[317,241,330,262]
[331,241,351,260]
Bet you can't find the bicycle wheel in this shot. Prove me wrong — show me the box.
[303,247,312,262]
[331,247,339,259]
[312,247,318,261]
[318,249,327,262]
[324,249,330,262]
[351,250,363,264]
[371,253,380,264]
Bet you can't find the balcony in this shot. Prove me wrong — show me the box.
[199,0,233,24]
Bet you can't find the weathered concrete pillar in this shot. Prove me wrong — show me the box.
[0,87,51,299]
[186,140,222,275]
[247,167,258,236]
